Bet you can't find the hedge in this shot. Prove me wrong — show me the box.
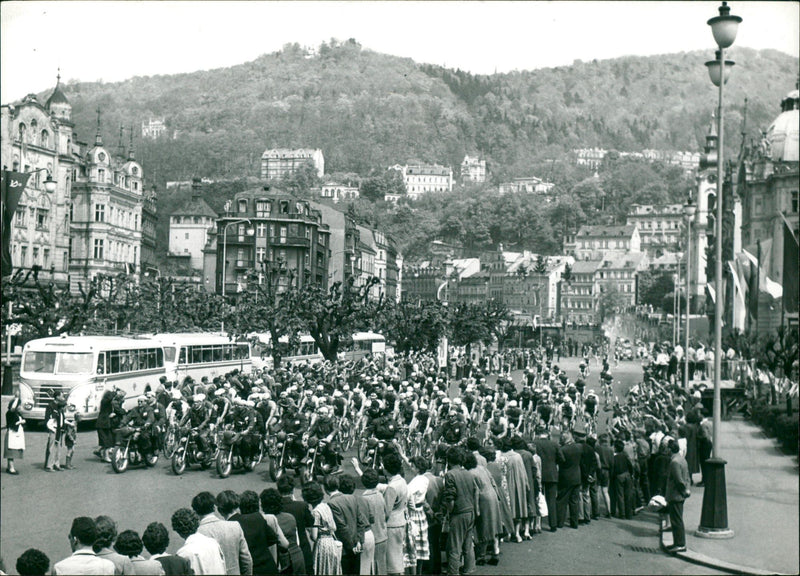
[749,401,799,455]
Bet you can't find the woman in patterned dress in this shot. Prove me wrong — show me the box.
[406,456,430,574]
[302,482,341,575]
[465,451,502,566]
[483,446,514,540]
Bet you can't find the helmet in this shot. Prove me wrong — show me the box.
[508,400,518,408]
[137,396,148,405]
[333,390,343,398]
[192,394,206,404]
[453,398,462,406]
[318,406,330,416]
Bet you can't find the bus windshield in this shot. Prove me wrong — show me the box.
[23,351,94,374]
[163,346,177,363]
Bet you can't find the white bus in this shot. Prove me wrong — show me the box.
[338,332,387,362]
[149,333,252,384]
[251,333,324,369]
[18,335,166,421]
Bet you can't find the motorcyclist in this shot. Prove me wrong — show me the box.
[229,398,259,464]
[277,396,306,463]
[116,396,156,455]
[305,405,340,472]
[438,408,467,445]
[179,393,214,459]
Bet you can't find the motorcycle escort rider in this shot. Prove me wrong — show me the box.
[116,396,156,455]
[304,405,341,473]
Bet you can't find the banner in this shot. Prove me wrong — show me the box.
[1,170,31,277]
[783,217,799,314]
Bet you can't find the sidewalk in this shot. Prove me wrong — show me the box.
[661,415,799,575]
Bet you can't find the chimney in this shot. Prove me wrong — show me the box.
[191,177,202,200]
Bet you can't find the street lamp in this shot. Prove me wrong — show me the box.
[220,219,255,297]
[697,0,740,541]
[684,197,696,392]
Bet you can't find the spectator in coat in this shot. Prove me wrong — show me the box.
[533,425,563,532]
[665,439,691,553]
[556,431,583,530]
[191,491,253,575]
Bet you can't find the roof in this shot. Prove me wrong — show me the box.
[601,252,646,270]
[170,196,218,218]
[576,224,636,238]
[45,82,69,108]
[571,260,602,274]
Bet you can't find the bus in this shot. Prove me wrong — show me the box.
[18,335,166,421]
[149,333,252,384]
[251,333,324,369]
[338,332,387,362]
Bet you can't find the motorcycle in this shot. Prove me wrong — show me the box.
[303,437,341,483]
[358,436,387,470]
[216,426,261,478]
[111,426,159,473]
[171,427,214,475]
[269,432,305,482]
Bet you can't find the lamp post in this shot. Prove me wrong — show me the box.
[684,197,696,392]
[697,0,740,540]
[220,218,254,333]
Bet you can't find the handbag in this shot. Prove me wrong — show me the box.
[7,425,25,451]
[536,491,548,518]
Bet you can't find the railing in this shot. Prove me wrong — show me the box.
[234,259,253,269]
[271,236,311,247]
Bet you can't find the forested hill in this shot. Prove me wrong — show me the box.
[46,40,797,186]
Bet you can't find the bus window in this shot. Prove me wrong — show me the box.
[163,346,176,363]
[236,344,248,360]
[202,346,213,363]
[57,352,94,374]
[191,347,203,364]
[213,345,223,362]
[97,353,106,375]
[178,347,187,364]
[23,351,56,374]
[156,348,164,367]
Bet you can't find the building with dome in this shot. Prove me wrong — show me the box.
[1,74,153,293]
[738,86,800,333]
[1,75,80,286]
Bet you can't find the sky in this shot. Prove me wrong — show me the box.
[1,1,798,104]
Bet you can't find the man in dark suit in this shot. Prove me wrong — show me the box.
[325,474,369,576]
[556,430,583,529]
[277,475,314,574]
[533,425,563,532]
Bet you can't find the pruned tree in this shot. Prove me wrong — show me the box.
[376,300,449,354]
[294,276,383,361]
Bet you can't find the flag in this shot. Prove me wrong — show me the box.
[784,216,799,314]
[1,170,31,277]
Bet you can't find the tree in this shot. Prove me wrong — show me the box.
[562,263,573,284]
[533,255,548,275]
[223,259,304,367]
[294,276,383,361]
[2,267,106,339]
[597,285,627,323]
[638,271,677,311]
[135,277,226,334]
[376,300,448,355]
[449,299,511,355]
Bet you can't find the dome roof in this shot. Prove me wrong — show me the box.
[766,89,799,163]
[45,82,69,109]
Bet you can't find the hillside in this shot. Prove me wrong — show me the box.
[48,40,797,187]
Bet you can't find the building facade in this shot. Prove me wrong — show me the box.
[168,179,217,271]
[214,187,331,294]
[498,177,555,196]
[461,155,486,184]
[261,148,324,180]
[141,118,167,139]
[562,260,601,325]
[1,83,76,286]
[626,204,685,257]
[390,163,453,200]
[319,182,359,203]
[566,224,641,261]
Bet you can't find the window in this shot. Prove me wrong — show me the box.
[93,239,104,259]
[256,223,267,237]
[256,247,266,263]
[185,233,189,239]
[792,191,799,214]
[256,200,271,216]
[36,208,49,230]
[20,245,27,266]
[15,207,26,227]
[95,204,105,222]
[41,130,49,147]
[133,181,139,191]
[98,168,105,182]
[32,247,40,266]
[238,199,248,213]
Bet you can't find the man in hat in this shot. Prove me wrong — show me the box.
[575,423,599,524]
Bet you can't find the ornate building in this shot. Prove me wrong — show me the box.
[168,178,217,271]
[261,148,324,180]
[69,114,145,291]
[1,77,77,285]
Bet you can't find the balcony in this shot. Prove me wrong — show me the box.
[234,259,253,269]
[271,236,311,248]
[225,234,254,244]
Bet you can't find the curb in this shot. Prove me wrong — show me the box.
[658,523,786,576]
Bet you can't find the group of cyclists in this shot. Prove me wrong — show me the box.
[95,340,635,479]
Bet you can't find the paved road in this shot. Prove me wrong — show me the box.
[0,357,723,574]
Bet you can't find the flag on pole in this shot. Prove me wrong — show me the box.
[783,215,799,314]
[1,170,32,277]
